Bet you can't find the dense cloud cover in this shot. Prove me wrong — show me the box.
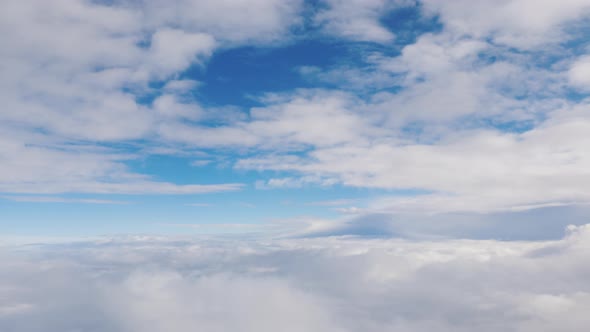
[1,225,590,331]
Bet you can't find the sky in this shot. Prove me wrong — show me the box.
[2,0,590,239]
[2,0,590,331]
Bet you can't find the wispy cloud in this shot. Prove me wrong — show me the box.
[1,196,129,204]
[185,203,214,207]
[307,198,360,206]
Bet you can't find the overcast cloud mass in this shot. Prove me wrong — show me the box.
[2,225,590,332]
[1,0,590,330]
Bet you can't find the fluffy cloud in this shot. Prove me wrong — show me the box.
[158,90,372,149]
[0,0,303,195]
[313,0,412,42]
[1,224,590,331]
[236,91,590,214]
[0,0,302,141]
[233,3,590,214]
[569,55,590,90]
[421,0,590,48]
[2,0,590,212]
[143,28,216,80]
[135,0,303,44]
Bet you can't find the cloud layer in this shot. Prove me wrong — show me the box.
[1,225,590,331]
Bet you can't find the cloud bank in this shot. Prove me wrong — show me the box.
[1,225,590,331]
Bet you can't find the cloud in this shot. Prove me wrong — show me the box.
[137,0,303,44]
[2,224,590,331]
[185,203,213,207]
[190,160,213,167]
[0,0,304,195]
[421,0,590,48]
[313,0,411,43]
[0,196,129,204]
[238,103,590,214]
[0,130,243,195]
[144,28,216,80]
[569,55,590,90]
[0,0,303,142]
[2,0,590,212]
[249,91,370,147]
[233,18,589,214]
[256,175,339,189]
[297,205,590,240]
[158,90,371,149]
[308,198,360,207]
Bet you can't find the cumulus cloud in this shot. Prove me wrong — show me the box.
[158,90,372,149]
[135,0,303,44]
[0,0,303,195]
[313,0,412,42]
[1,225,590,331]
[421,0,590,48]
[236,96,590,214]
[2,0,590,214]
[144,28,216,80]
[232,2,590,215]
[569,55,590,90]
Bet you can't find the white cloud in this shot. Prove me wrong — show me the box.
[158,90,372,149]
[237,99,590,214]
[256,175,338,189]
[190,159,213,167]
[1,0,589,211]
[0,129,242,194]
[1,225,590,331]
[144,28,216,80]
[312,0,590,47]
[0,196,129,204]
[153,94,203,120]
[0,0,303,195]
[185,203,213,207]
[421,0,590,48]
[231,10,586,214]
[569,55,590,90]
[314,0,410,43]
[308,198,360,207]
[248,91,370,147]
[137,0,303,44]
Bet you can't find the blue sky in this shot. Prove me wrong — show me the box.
[1,0,590,239]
